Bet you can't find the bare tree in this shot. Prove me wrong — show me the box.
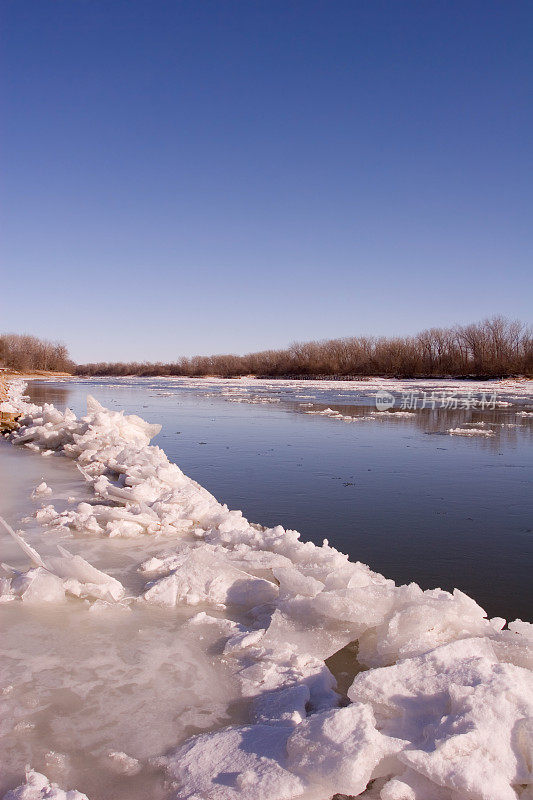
[73,318,533,379]
[0,333,72,372]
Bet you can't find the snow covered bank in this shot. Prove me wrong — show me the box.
[2,379,532,800]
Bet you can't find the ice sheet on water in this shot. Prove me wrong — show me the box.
[2,378,532,800]
[0,593,241,799]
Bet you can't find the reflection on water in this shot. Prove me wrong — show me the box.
[25,382,70,408]
[22,378,533,622]
[289,402,533,450]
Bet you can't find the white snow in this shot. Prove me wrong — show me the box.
[1,377,532,800]
[157,725,306,800]
[286,702,400,796]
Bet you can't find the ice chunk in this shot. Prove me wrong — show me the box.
[2,566,66,603]
[286,702,401,796]
[448,427,495,437]
[106,750,141,775]
[491,620,533,670]
[158,725,305,800]
[0,518,124,603]
[349,638,533,800]
[251,684,310,727]
[46,546,125,601]
[0,515,46,567]
[86,394,162,443]
[143,547,277,608]
[380,768,455,800]
[509,619,533,639]
[357,587,497,667]
[31,482,52,499]
[2,770,88,800]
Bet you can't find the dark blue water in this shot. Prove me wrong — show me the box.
[26,378,533,622]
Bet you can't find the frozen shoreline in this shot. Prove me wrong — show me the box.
[1,379,532,800]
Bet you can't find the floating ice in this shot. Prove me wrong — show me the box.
[106,751,142,776]
[447,427,496,437]
[31,482,52,499]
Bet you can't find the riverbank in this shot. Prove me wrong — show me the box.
[1,378,532,800]
[1,370,72,380]
[74,371,533,380]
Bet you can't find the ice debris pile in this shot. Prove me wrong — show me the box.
[2,378,533,800]
[0,516,125,604]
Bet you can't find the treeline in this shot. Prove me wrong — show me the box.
[0,333,73,373]
[76,317,533,378]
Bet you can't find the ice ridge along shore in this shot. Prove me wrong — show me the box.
[1,379,532,800]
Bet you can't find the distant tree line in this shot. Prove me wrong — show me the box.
[0,333,73,373]
[75,317,533,378]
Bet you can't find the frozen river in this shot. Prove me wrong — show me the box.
[1,376,532,800]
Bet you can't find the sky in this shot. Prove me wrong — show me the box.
[2,0,532,363]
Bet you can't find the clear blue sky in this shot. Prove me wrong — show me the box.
[2,0,532,363]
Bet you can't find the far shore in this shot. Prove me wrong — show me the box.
[2,370,73,380]
[71,372,532,381]
[5,370,533,383]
